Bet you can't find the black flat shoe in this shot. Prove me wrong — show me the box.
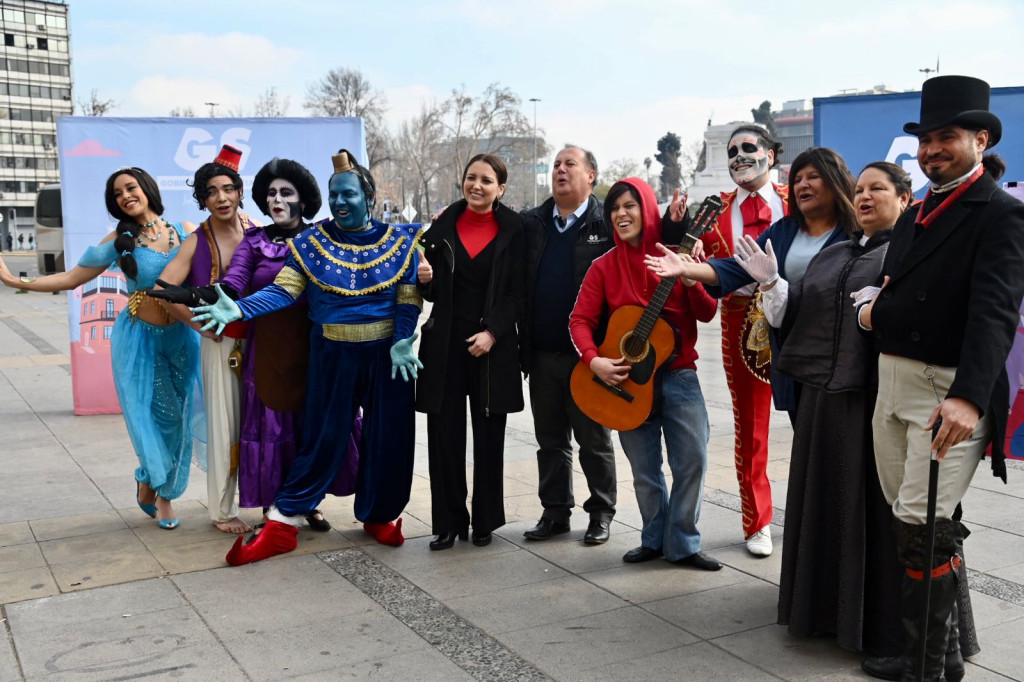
[584,519,610,545]
[523,518,570,541]
[429,529,468,550]
[305,509,331,532]
[673,551,722,571]
[623,546,663,563]
[471,532,492,547]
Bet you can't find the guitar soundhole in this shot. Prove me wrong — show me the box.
[619,331,649,363]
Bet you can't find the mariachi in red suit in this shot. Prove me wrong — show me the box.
[698,125,788,555]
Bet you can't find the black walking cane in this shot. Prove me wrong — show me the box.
[917,416,942,682]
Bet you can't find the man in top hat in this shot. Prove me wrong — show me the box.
[191,149,425,564]
[157,144,259,535]
[859,75,1024,680]
[690,124,787,556]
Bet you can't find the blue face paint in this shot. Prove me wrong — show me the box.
[328,172,369,231]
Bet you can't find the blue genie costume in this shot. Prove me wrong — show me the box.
[193,150,424,564]
[79,223,201,506]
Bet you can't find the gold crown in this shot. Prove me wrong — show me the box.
[332,150,356,174]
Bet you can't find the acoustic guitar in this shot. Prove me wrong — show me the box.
[569,195,725,431]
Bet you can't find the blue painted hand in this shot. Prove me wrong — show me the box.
[390,333,423,382]
[190,283,242,335]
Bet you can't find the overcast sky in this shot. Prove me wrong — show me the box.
[69,0,1022,172]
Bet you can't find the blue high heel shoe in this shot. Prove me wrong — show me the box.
[157,518,179,530]
[136,480,157,518]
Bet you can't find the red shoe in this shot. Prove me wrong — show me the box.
[225,520,298,566]
[363,518,404,546]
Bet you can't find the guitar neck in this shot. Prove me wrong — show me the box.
[631,196,725,345]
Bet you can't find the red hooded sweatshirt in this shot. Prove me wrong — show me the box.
[569,177,717,372]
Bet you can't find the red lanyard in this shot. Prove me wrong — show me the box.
[916,165,984,229]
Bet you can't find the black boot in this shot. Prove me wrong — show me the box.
[896,519,960,682]
[944,600,964,682]
[951,516,979,661]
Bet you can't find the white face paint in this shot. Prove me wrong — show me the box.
[267,178,302,228]
[727,133,771,188]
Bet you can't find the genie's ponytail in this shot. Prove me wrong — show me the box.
[114,220,138,280]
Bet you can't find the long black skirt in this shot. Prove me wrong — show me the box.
[778,386,902,655]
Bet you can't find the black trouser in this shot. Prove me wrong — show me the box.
[427,328,507,536]
[529,349,616,524]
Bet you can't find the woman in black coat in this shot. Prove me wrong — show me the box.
[416,154,525,550]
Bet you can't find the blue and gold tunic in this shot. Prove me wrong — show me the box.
[236,219,423,343]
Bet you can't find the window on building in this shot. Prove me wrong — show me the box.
[82,303,88,315]
[4,34,14,47]
[105,299,114,317]
[90,326,97,340]
[3,9,25,23]
[36,38,47,51]
[103,326,113,340]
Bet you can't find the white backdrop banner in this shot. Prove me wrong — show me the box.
[55,116,367,414]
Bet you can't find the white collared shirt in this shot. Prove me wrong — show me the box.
[731,184,786,296]
[930,163,983,193]
[553,197,591,233]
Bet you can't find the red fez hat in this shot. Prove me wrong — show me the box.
[214,144,243,172]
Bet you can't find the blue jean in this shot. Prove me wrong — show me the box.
[618,369,709,561]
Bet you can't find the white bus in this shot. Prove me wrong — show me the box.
[34,183,63,274]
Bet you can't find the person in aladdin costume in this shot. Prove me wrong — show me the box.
[192,149,424,564]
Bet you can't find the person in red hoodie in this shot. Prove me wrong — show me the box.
[569,177,722,570]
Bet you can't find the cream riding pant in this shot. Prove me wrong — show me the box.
[872,354,988,525]
[201,336,242,522]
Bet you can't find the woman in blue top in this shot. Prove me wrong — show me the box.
[647,147,857,418]
[0,168,200,529]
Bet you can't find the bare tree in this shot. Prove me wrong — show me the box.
[594,158,644,200]
[304,67,389,167]
[678,139,705,192]
[439,84,533,192]
[253,87,290,117]
[394,102,447,219]
[77,89,116,116]
[168,106,196,117]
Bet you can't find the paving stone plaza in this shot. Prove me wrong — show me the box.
[1,252,1022,681]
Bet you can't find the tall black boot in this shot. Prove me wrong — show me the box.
[896,519,960,682]
[944,600,963,682]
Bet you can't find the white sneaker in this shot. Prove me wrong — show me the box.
[746,527,773,557]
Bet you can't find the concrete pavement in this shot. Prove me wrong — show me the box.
[1,253,1022,681]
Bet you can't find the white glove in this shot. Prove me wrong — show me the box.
[734,236,778,285]
[850,285,881,308]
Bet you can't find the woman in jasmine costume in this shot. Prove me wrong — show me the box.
[0,167,199,530]
[192,150,425,564]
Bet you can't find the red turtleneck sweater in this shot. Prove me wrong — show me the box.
[456,209,498,258]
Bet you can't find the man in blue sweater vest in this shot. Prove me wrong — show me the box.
[520,145,616,545]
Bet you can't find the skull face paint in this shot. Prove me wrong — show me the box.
[267,178,302,228]
[727,133,771,187]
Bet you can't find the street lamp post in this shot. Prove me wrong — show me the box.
[529,98,541,207]
[204,102,219,117]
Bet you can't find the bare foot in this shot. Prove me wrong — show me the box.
[213,517,253,534]
[155,496,176,521]
[137,481,157,507]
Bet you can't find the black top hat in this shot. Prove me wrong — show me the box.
[251,158,322,219]
[903,75,1001,148]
